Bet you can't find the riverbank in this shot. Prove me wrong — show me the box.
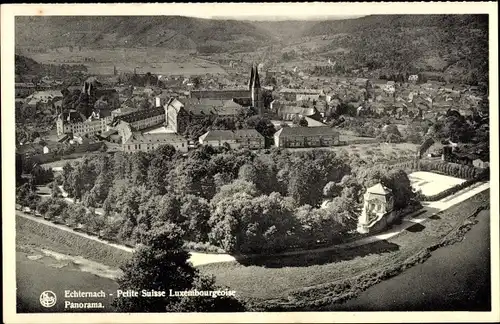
[324,208,491,311]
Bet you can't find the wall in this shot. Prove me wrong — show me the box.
[362,203,423,235]
[123,140,188,153]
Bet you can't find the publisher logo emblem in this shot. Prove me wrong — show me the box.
[39,291,57,308]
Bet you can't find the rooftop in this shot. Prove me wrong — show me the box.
[275,126,340,137]
[279,88,323,94]
[278,106,318,117]
[124,132,187,144]
[113,107,164,124]
[58,110,86,124]
[179,98,244,116]
[367,183,392,195]
[200,129,263,142]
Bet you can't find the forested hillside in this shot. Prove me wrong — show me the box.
[15,16,277,53]
[301,15,489,85]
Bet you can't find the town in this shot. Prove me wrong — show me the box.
[12,12,492,314]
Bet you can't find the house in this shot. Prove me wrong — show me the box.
[383,83,396,94]
[354,78,369,86]
[15,82,36,98]
[25,90,64,108]
[155,92,171,108]
[111,105,139,118]
[190,89,250,100]
[273,126,340,148]
[357,183,395,234]
[275,106,322,121]
[122,133,188,153]
[165,97,247,134]
[408,75,419,83]
[198,129,265,150]
[56,110,110,137]
[278,88,323,101]
[109,106,165,133]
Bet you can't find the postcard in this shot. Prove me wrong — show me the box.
[2,2,498,323]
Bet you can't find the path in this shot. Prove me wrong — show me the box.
[31,179,489,265]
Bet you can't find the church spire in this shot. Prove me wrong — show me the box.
[248,63,255,91]
[253,64,261,89]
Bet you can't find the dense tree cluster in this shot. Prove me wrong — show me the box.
[15,55,87,83]
[40,144,418,254]
[305,15,488,86]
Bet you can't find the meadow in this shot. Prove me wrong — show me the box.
[287,142,419,161]
[25,47,227,76]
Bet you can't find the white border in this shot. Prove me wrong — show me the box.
[2,3,499,323]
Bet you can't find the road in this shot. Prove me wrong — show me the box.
[17,212,236,266]
[324,209,491,311]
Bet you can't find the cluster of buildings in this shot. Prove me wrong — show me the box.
[51,60,484,154]
[53,63,348,153]
[54,64,270,153]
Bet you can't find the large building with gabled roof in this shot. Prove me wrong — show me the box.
[198,129,264,150]
[273,126,340,148]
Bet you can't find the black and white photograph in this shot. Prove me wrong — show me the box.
[2,2,498,323]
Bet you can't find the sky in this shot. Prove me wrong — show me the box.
[211,15,365,21]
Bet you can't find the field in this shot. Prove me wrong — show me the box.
[198,190,490,310]
[16,215,131,269]
[24,48,227,76]
[409,171,466,196]
[287,142,419,161]
[41,157,83,170]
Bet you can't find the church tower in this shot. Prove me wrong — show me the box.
[249,63,263,114]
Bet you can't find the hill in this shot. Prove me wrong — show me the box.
[247,20,319,42]
[298,14,489,85]
[15,54,44,76]
[15,16,277,54]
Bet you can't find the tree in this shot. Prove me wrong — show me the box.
[298,117,309,127]
[209,191,295,254]
[113,223,245,312]
[245,115,276,137]
[381,169,415,209]
[237,164,258,184]
[192,76,202,89]
[323,181,342,198]
[154,194,182,226]
[279,122,289,129]
[16,183,34,206]
[130,152,150,186]
[211,179,259,207]
[213,172,232,191]
[180,195,210,242]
